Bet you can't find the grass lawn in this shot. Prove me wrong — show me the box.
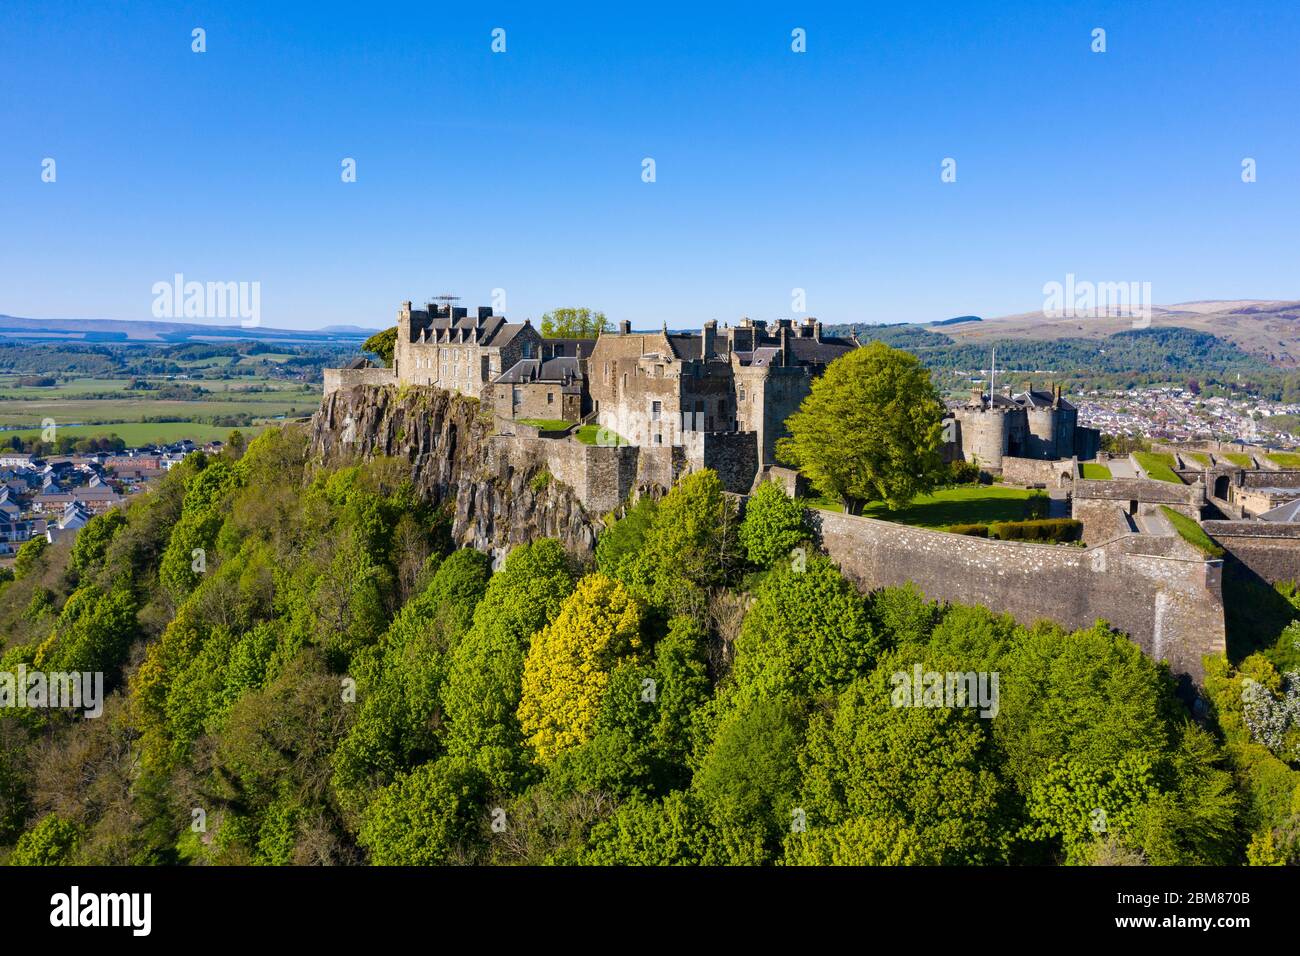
[859,486,1042,528]
[1133,451,1183,484]
[574,424,629,446]
[798,495,844,513]
[1184,451,1212,467]
[1219,452,1253,468]
[1,421,264,445]
[1160,506,1225,558]
[1268,452,1300,469]
[1079,462,1112,479]
[516,418,572,431]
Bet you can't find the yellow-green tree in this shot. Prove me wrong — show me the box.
[517,574,642,760]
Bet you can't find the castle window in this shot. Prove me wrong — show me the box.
[651,401,661,421]
[522,342,534,359]
[738,385,746,401]
[547,392,554,405]
[655,434,662,445]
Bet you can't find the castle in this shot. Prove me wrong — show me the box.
[948,383,1101,469]
[324,299,857,491]
[316,302,1267,687]
[586,316,855,466]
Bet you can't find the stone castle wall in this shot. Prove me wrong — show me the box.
[1001,455,1072,487]
[323,367,397,396]
[815,509,1226,684]
[1202,520,1300,585]
[1074,476,1204,509]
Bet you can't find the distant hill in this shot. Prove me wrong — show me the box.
[0,315,373,345]
[937,300,1300,368]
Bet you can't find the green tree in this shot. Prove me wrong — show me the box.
[730,556,878,703]
[777,341,947,513]
[620,470,742,611]
[540,308,610,338]
[594,495,658,579]
[783,815,940,865]
[994,621,1176,796]
[37,581,138,676]
[69,511,128,579]
[362,327,398,366]
[576,790,760,865]
[694,698,804,850]
[798,659,1013,864]
[10,815,81,866]
[738,480,812,569]
[442,540,576,790]
[13,537,47,581]
[358,756,487,865]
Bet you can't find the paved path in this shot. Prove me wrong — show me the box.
[1107,457,1137,478]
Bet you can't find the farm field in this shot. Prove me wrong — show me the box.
[0,364,322,448]
[1,421,264,444]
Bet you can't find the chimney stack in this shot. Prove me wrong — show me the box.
[702,319,717,358]
[618,320,631,335]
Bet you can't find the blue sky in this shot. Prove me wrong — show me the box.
[2,0,1297,330]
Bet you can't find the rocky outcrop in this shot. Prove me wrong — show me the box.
[310,384,600,559]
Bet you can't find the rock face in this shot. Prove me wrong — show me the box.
[310,384,600,560]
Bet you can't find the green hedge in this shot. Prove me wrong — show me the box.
[989,518,1083,543]
[944,518,1082,543]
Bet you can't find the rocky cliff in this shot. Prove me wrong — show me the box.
[310,384,600,559]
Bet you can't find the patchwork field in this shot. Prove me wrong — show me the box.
[1,421,263,444]
[0,370,319,447]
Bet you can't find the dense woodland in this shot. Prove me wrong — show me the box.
[1,426,1299,865]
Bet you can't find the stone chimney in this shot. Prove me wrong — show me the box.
[702,319,717,358]
[618,320,631,335]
